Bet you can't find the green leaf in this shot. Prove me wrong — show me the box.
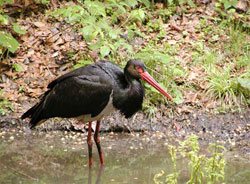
[173,89,183,104]
[41,0,49,5]
[223,0,238,10]
[215,2,221,7]
[188,0,196,8]
[85,0,106,17]
[179,0,186,5]
[131,9,145,22]
[0,0,13,6]
[108,43,115,51]
[100,46,110,57]
[12,64,23,72]
[138,9,145,20]
[112,3,126,13]
[12,23,27,34]
[0,14,8,24]
[81,25,94,36]
[81,26,95,42]
[114,40,122,49]
[141,0,150,8]
[73,60,92,69]
[123,43,133,52]
[88,42,103,50]
[127,29,134,41]
[153,52,171,64]
[173,68,184,76]
[0,32,19,53]
[238,78,250,91]
[125,0,138,7]
[109,30,118,39]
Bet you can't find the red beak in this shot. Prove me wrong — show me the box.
[140,71,173,101]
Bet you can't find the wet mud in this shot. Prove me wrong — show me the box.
[1,109,249,156]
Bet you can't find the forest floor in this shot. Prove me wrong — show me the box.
[0,1,249,156]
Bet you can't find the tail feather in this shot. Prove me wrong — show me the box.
[21,90,51,128]
[21,99,45,128]
[21,103,39,119]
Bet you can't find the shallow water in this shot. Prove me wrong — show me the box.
[0,130,249,184]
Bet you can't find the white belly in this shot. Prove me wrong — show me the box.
[77,91,116,123]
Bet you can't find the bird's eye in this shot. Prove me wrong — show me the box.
[135,66,143,73]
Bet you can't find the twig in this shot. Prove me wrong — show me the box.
[147,67,166,78]
[45,65,53,77]
[0,163,38,181]
[46,23,77,42]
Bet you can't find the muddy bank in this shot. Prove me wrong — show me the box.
[1,109,250,155]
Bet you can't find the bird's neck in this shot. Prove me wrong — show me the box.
[124,76,139,91]
[124,66,137,83]
[113,73,144,118]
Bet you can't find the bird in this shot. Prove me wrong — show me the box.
[21,59,172,167]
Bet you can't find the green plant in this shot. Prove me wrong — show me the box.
[205,144,226,183]
[215,0,249,29]
[206,66,239,106]
[193,23,249,111]
[154,135,226,184]
[73,59,93,69]
[39,0,50,5]
[215,0,238,13]
[0,91,14,115]
[0,0,27,56]
[156,8,173,21]
[0,31,19,54]
[146,19,164,33]
[179,135,204,183]
[12,63,23,72]
[49,0,179,110]
[205,57,249,109]
[226,27,249,59]
[165,145,178,184]
[135,46,183,105]
[164,0,196,11]
[49,1,149,60]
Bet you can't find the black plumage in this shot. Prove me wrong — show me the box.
[22,60,144,128]
[22,59,172,166]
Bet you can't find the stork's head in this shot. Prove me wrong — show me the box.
[125,59,173,101]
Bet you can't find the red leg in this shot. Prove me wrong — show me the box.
[94,120,104,165]
[87,121,93,167]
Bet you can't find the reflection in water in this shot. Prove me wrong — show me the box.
[0,131,249,183]
[88,166,104,184]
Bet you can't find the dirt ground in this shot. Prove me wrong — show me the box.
[1,109,249,157]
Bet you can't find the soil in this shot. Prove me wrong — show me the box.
[1,109,249,157]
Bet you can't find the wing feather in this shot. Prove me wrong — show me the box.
[22,60,123,128]
[43,75,113,118]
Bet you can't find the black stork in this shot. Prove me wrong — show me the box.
[21,59,172,166]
